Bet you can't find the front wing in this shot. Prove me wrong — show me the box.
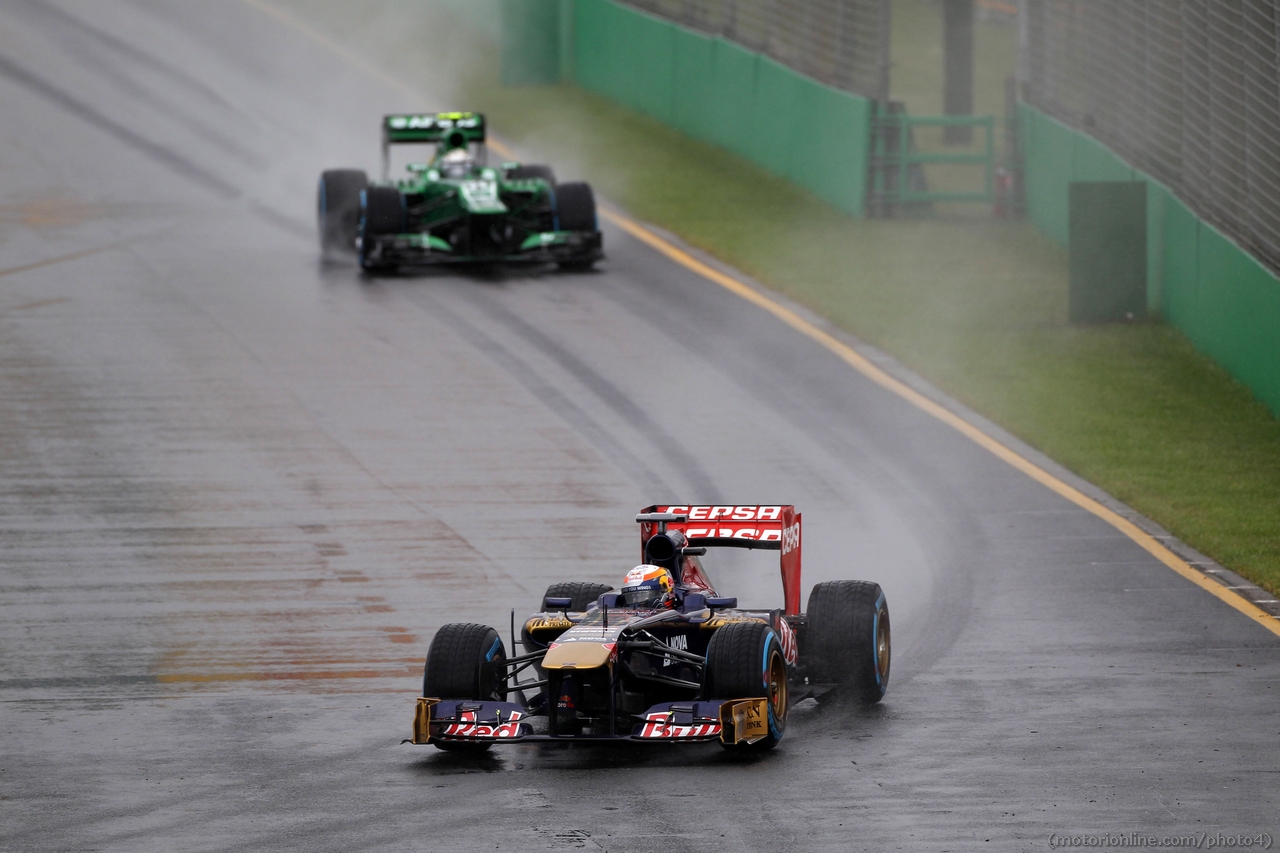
[363,230,602,266]
[410,697,769,746]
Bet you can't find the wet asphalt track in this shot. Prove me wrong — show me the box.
[1,3,1278,851]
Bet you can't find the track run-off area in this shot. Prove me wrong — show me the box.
[1,3,1276,851]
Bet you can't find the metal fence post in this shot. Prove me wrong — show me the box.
[943,0,975,144]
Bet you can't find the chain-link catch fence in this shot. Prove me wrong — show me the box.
[616,0,891,100]
[1020,0,1280,274]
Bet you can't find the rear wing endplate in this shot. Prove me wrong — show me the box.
[638,505,802,616]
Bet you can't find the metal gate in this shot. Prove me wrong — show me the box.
[868,107,999,215]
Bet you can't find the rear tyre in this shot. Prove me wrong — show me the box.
[541,581,614,612]
[358,186,404,272]
[804,580,890,704]
[520,583,613,662]
[505,164,557,186]
[317,169,367,255]
[703,621,788,751]
[423,623,507,753]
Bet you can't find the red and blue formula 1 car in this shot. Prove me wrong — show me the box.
[410,505,891,752]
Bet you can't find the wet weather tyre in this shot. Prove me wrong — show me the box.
[520,583,612,661]
[506,164,556,186]
[541,582,614,612]
[804,580,890,704]
[423,623,507,701]
[703,621,788,751]
[422,623,507,753]
[317,169,367,255]
[554,182,598,270]
[554,182,595,231]
[358,186,404,271]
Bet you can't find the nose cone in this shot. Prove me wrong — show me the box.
[541,641,616,670]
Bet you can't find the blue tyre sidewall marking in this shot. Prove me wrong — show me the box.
[872,591,886,693]
[357,189,368,265]
[761,629,783,740]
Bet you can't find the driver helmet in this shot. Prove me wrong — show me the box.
[620,565,675,608]
[439,146,474,178]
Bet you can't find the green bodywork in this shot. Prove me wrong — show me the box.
[359,112,601,267]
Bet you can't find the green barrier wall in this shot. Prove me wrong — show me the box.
[570,0,869,215]
[439,0,503,41]
[1020,102,1280,416]
[501,0,562,85]
[571,0,623,101]
[704,39,757,160]
[671,28,715,142]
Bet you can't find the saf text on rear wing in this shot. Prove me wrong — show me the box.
[381,112,486,178]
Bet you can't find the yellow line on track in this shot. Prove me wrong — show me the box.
[0,245,114,280]
[602,209,1280,638]
[243,0,1280,638]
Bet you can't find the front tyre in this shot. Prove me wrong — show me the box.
[553,182,599,271]
[358,186,404,272]
[804,580,890,704]
[317,169,367,255]
[422,623,507,753]
[703,621,788,751]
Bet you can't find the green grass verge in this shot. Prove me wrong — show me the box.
[281,1,1280,597]
[470,87,1280,597]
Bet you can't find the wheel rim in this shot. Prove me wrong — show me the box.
[767,648,788,724]
[876,608,891,680]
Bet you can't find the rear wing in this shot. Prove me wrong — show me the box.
[383,112,485,144]
[637,505,802,616]
[381,112,486,177]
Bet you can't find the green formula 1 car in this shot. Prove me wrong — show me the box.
[317,112,602,271]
